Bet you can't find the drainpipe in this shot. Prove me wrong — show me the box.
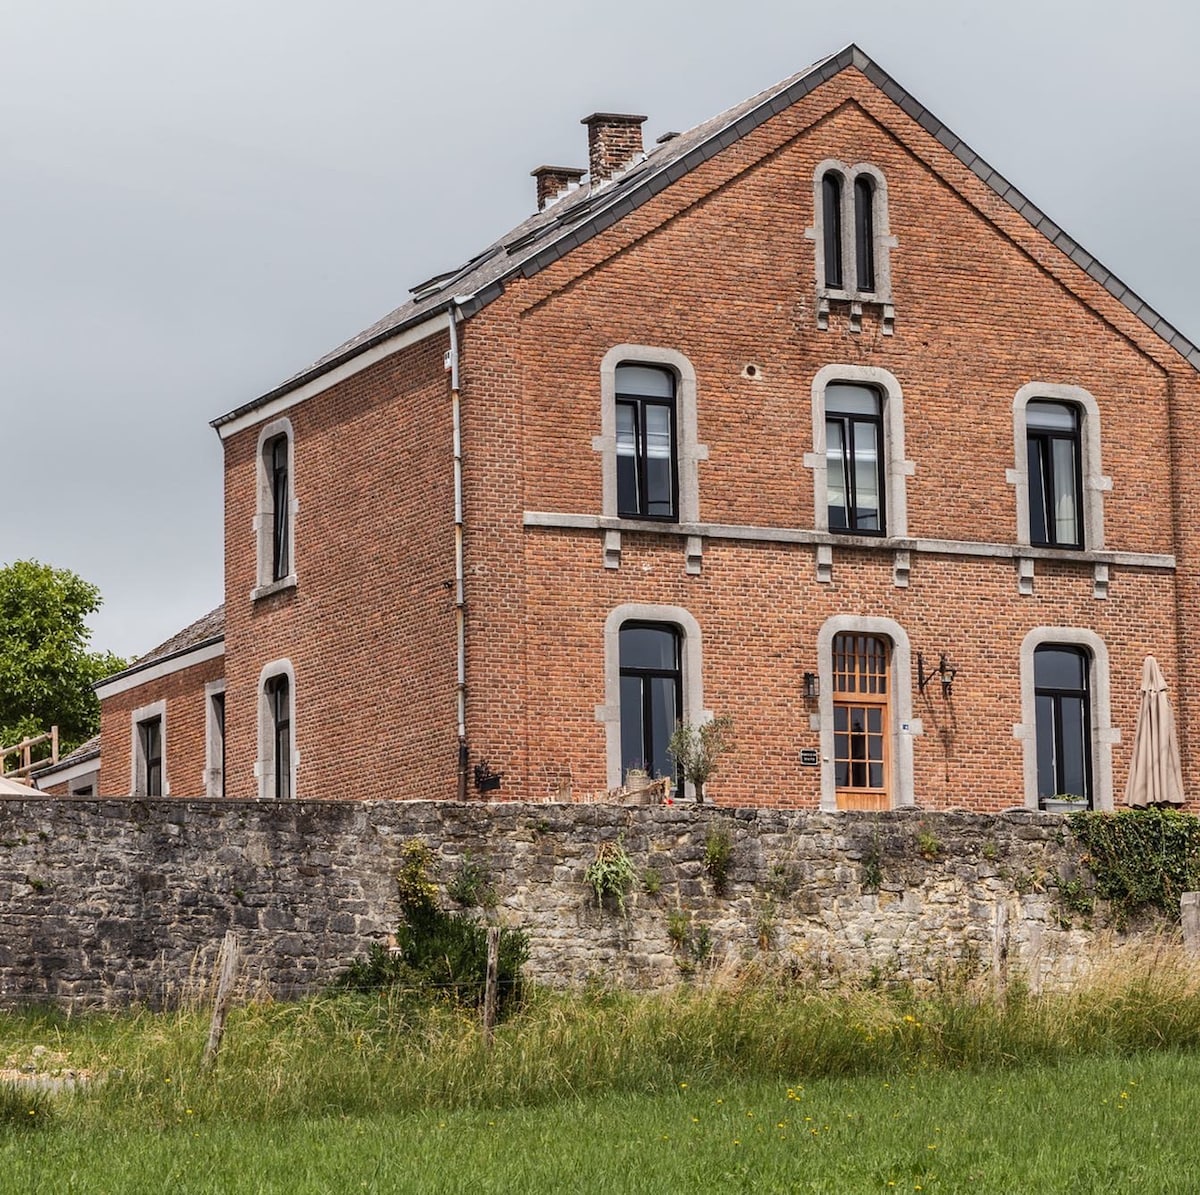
[447,304,468,800]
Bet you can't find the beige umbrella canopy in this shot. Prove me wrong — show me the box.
[0,775,43,796]
[1125,655,1185,808]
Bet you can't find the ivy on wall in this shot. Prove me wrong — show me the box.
[1069,809,1200,921]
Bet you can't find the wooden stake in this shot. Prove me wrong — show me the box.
[201,930,240,1070]
[482,926,500,1046]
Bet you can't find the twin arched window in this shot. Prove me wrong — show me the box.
[814,162,891,307]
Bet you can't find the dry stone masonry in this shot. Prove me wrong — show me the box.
[0,797,1142,1007]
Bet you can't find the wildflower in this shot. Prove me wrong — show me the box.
[679,1082,688,1089]
[691,1117,699,1124]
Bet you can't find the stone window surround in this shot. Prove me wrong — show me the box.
[252,417,298,602]
[815,615,919,812]
[204,679,226,800]
[807,159,896,333]
[593,345,708,530]
[1014,627,1117,812]
[1007,382,1109,554]
[255,658,298,800]
[804,365,914,576]
[129,698,168,797]
[595,603,708,794]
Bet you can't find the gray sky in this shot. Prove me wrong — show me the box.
[3,0,1197,661]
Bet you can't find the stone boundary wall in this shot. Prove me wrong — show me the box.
[0,797,1136,1007]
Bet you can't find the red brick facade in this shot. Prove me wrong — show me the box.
[95,52,1200,811]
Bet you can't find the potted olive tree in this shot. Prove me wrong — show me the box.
[667,715,735,804]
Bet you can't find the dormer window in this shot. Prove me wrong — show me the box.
[809,160,894,334]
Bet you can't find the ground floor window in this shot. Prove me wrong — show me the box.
[618,622,680,786]
[1034,644,1092,808]
[832,632,890,810]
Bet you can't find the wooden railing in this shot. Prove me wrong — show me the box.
[2,727,59,779]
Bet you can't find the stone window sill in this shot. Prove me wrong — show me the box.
[251,575,298,603]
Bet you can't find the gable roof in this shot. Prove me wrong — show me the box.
[32,734,100,779]
[94,604,225,694]
[212,44,1200,431]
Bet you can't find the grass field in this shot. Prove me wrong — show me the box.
[5,958,1200,1193]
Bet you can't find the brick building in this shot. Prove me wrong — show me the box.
[75,45,1200,812]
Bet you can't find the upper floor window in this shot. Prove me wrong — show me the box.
[268,435,290,579]
[825,383,884,534]
[807,366,910,541]
[1034,645,1092,808]
[254,418,296,597]
[1026,402,1082,548]
[1010,384,1107,553]
[596,347,706,535]
[618,622,681,786]
[810,161,894,326]
[615,364,677,520]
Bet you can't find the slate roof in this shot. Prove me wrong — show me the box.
[95,604,225,690]
[211,43,1200,431]
[32,734,100,778]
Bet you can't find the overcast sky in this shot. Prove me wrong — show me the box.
[3,0,1197,661]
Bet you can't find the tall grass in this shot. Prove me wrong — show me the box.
[5,944,1200,1129]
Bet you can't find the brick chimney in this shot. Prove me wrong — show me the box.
[581,113,647,184]
[531,164,586,211]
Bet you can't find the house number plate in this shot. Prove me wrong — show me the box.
[799,749,819,767]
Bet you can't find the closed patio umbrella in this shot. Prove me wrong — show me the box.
[0,775,44,796]
[1124,655,1185,807]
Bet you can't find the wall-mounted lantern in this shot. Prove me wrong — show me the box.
[918,652,958,699]
[803,672,820,700]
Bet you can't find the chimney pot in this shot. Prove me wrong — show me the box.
[530,164,586,211]
[580,112,647,184]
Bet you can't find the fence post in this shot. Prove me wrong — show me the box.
[482,926,500,1046]
[201,930,241,1070]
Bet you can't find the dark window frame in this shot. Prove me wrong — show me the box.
[1034,645,1092,808]
[1026,401,1084,549]
[268,434,291,581]
[822,171,844,289]
[825,386,886,536]
[210,690,226,799]
[618,622,682,787]
[854,176,875,292]
[138,716,163,798]
[265,674,292,800]
[615,366,679,522]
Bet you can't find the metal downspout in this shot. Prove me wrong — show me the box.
[448,305,468,800]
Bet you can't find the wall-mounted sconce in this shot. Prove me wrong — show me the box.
[803,672,820,700]
[918,652,958,699]
[473,760,502,793]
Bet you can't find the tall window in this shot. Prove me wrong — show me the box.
[822,172,843,289]
[616,365,677,520]
[1034,645,1091,807]
[1026,401,1082,548]
[812,162,892,310]
[832,634,890,810]
[206,685,226,799]
[268,435,290,580]
[254,418,295,596]
[618,623,681,785]
[265,674,292,799]
[138,716,163,797]
[825,383,884,534]
[854,176,875,292]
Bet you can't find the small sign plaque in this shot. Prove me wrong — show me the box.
[799,748,819,767]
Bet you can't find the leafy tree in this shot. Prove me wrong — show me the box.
[0,560,127,759]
